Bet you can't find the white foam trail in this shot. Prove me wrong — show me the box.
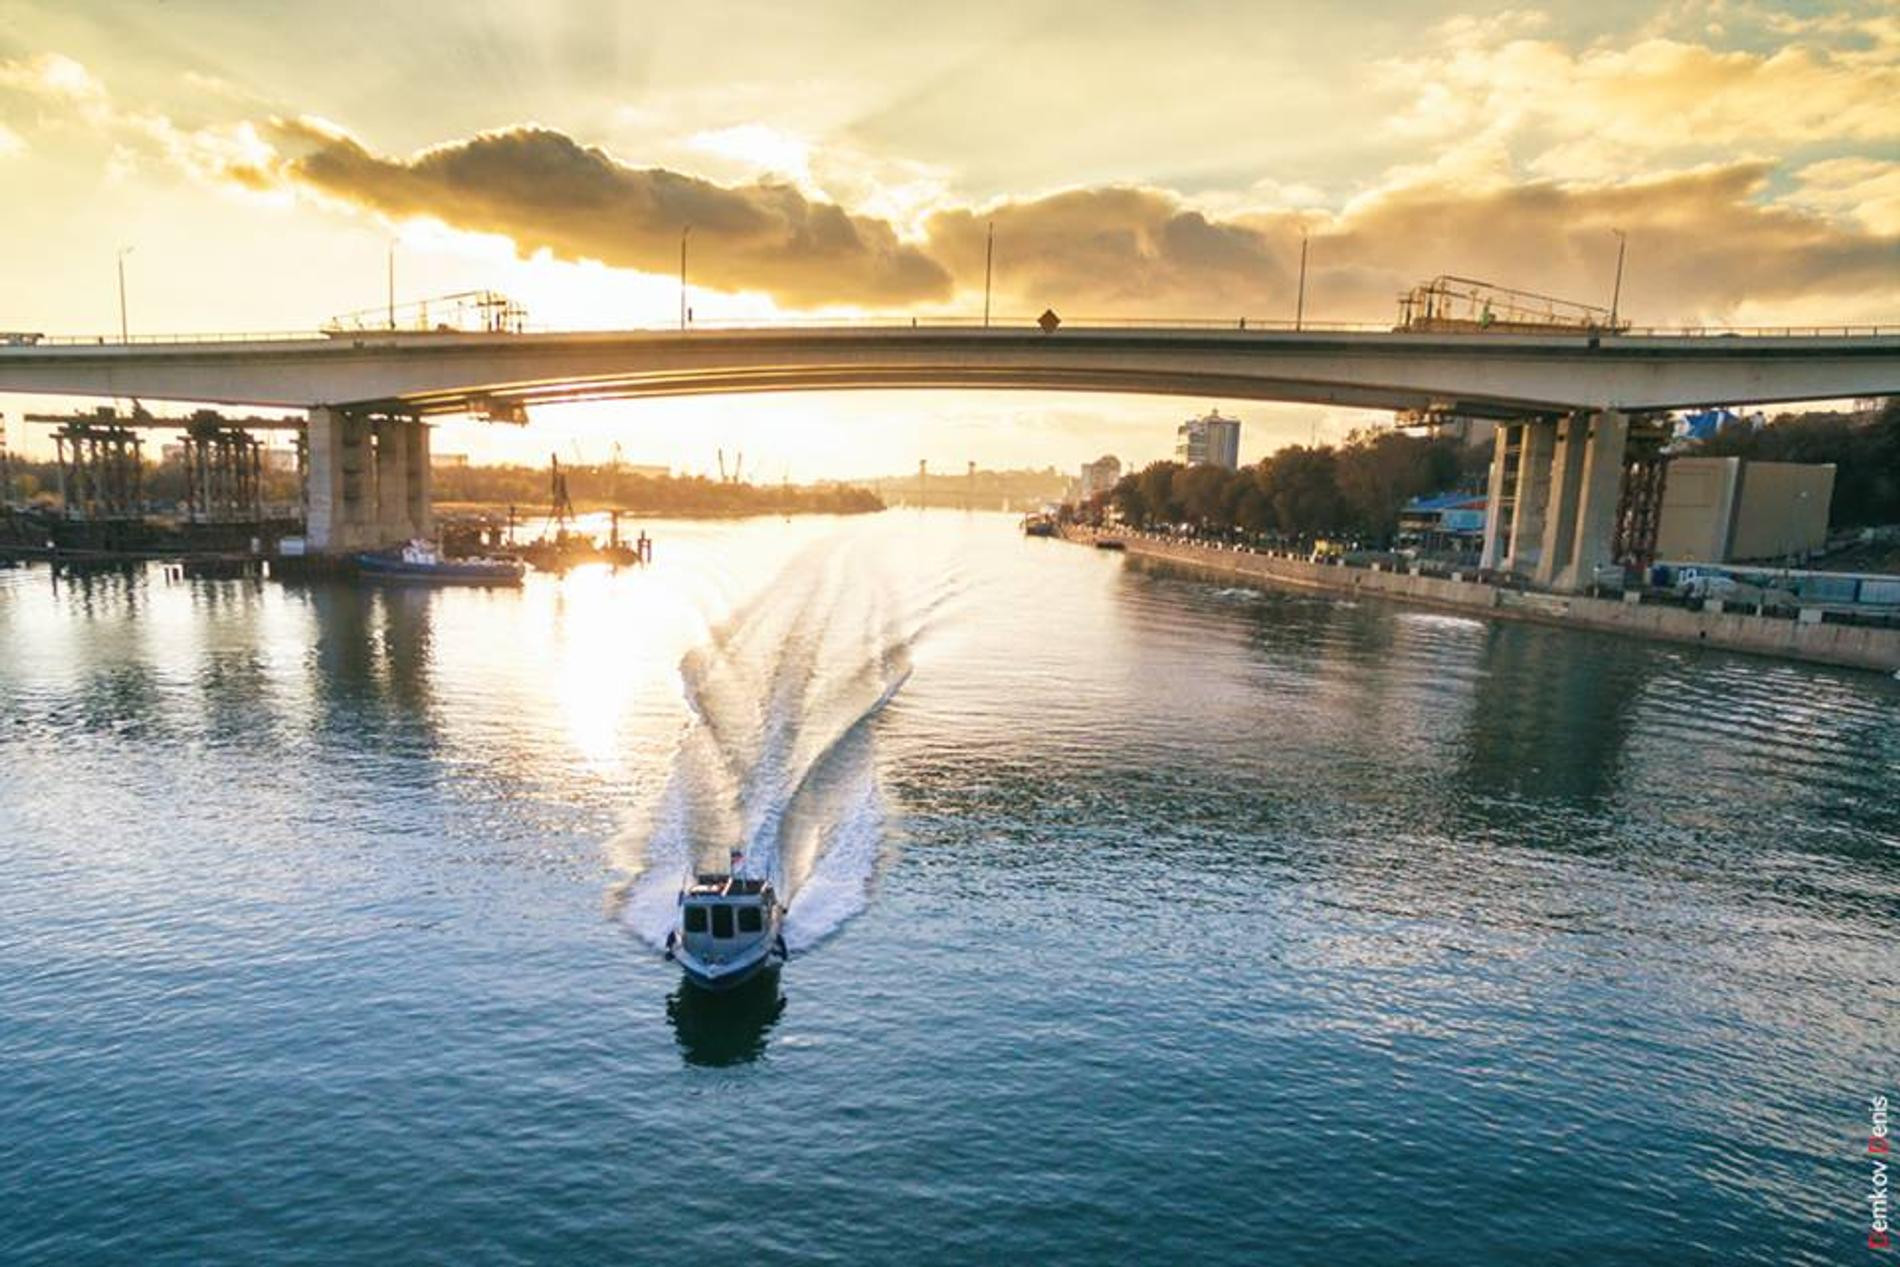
[614,527,953,954]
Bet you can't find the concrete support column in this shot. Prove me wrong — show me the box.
[1478,422,1514,571]
[1556,409,1629,592]
[306,406,375,552]
[1505,419,1555,574]
[374,416,414,542]
[1534,412,1590,587]
[407,421,433,539]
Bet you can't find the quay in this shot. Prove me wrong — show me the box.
[1059,525,1900,674]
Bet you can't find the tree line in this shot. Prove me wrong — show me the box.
[434,463,885,517]
[1082,431,1482,543]
[0,454,886,519]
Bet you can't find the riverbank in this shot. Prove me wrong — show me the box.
[1063,525,1900,673]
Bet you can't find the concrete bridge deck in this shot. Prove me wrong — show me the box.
[0,324,1895,419]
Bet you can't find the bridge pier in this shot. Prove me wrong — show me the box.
[375,416,415,542]
[1484,410,1630,592]
[1503,419,1554,574]
[1535,412,1590,587]
[307,408,432,554]
[1556,410,1628,592]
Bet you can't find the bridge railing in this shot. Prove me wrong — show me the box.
[10,317,1899,345]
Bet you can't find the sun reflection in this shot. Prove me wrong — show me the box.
[546,564,649,772]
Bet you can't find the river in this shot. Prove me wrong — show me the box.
[1,510,1895,1265]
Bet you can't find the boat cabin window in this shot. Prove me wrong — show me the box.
[710,905,735,938]
[737,906,763,934]
[683,905,708,933]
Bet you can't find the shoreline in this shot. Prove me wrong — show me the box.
[432,501,884,520]
[1062,526,1900,674]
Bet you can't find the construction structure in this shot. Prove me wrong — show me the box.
[176,411,268,524]
[1398,276,1626,335]
[324,289,529,337]
[23,407,310,542]
[0,411,13,507]
[48,409,145,521]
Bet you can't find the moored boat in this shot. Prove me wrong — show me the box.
[665,852,788,991]
[354,539,525,586]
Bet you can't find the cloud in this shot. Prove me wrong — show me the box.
[926,188,1299,316]
[0,51,108,108]
[244,121,1900,325]
[1374,14,1900,180]
[269,120,953,308]
[1301,163,1899,324]
[1793,157,1900,236]
[4,50,1894,326]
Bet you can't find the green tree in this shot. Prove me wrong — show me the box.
[1257,445,1345,535]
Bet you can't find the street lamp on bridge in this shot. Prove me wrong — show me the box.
[116,246,134,343]
[679,224,692,332]
[1609,228,1627,331]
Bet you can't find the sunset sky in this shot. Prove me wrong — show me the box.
[0,0,1894,474]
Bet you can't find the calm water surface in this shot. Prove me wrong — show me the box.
[2,512,1896,1265]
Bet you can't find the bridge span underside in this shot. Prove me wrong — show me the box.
[1,327,1896,418]
[0,325,1893,566]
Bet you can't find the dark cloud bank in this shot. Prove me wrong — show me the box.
[271,121,1900,322]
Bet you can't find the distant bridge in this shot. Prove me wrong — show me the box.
[0,319,1894,568]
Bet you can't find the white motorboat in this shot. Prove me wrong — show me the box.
[664,852,788,991]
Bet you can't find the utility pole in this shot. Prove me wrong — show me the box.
[1295,233,1308,332]
[983,221,994,329]
[1608,228,1627,331]
[387,240,396,329]
[680,224,692,331]
[116,246,134,342]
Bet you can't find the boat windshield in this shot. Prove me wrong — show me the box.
[683,905,708,933]
[738,906,763,934]
[710,905,735,939]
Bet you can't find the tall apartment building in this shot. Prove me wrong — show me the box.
[1078,454,1122,498]
[1175,410,1241,469]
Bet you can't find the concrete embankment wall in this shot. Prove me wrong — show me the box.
[1065,528,1900,674]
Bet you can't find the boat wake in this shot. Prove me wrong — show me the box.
[612,532,954,955]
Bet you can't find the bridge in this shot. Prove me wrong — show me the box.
[0,319,1895,585]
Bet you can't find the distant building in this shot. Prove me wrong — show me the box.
[1078,454,1121,498]
[1398,492,1489,556]
[431,452,471,469]
[1175,410,1240,469]
[1655,457,1834,563]
[1672,408,1764,444]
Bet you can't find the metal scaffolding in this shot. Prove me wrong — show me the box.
[1611,419,1672,570]
[1397,275,1625,334]
[53,417,144,521]
[178,414,265,524]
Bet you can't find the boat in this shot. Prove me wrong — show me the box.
[1021,514,1058,537]
[664,851,788,992]
[354,538,525,586]
[1094,538,1126,551]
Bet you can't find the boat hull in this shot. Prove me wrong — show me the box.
[673,937,787,992]
[354,554,525,586]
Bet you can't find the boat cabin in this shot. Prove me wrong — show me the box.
[677,874,780,965]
